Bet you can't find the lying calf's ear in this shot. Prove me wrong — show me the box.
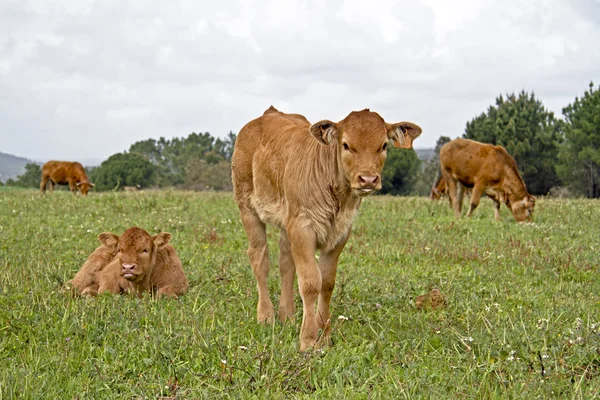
[97,232,119,247]
[386,122,422,148]
[309,120,339,145]
[153,232,172,247]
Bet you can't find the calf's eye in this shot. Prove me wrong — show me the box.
[143,248,149,253]
[342,142,349,151]
[382,143,388,152]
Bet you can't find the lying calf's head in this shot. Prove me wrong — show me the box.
[98,227,172,283]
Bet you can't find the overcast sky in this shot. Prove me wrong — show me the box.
[1,0,599,164]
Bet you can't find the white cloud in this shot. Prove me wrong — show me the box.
[0,0,599,162]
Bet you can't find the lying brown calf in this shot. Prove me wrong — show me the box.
[71,227,188,298]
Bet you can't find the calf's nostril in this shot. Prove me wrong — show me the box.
[122,263,136,271]
[359,175,378,186]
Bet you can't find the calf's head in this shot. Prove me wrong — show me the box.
[310,110,421,196]
[98,227,172,283]
[77,181,95,196]
[510,195,536,222]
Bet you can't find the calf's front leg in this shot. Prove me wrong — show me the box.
[287,220,320,351]
[316,232,350,346]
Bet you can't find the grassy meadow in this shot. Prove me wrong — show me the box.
[0,189,599,399]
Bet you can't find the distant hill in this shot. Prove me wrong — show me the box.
[414,148,435,162]
[0,152,40,182]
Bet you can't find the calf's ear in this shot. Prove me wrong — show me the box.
[386,122,422,148]
[309,120,339,145]
[97,233,119,247]
[153,232,172,247]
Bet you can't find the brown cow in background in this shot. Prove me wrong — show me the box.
[40,161,94,195]
[71,227,188,298]
[439,138,535,222]
[232,106,422,350]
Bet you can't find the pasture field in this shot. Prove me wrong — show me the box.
[0,189,599,399]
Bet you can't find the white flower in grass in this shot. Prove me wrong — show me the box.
[238,345,248,351]
[507,350,516,361]
[221,359,227,365]
[338,315,349,321]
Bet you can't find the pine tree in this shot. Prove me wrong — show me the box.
[557,82,600,198]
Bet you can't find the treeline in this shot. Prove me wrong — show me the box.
[89,131,237,191]
[6,82,600,197]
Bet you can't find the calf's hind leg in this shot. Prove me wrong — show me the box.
[40,175,49,193]
[444,176,462,217]
[240,211,274,323]
[278,231,296,322]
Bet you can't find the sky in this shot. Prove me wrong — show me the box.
[1,0,599,165]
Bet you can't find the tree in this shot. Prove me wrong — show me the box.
[90,152,156,191]
[464,91,562,195]
[184,159,233,191]
[380,148,422,195]
[128,131,237,188]
[557,82,600,198]
[7,163,41,188]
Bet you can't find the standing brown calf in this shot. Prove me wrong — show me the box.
[232,106,422,350]
[71,227,188,298]
[439,138,535,222]
[40,161,94,195]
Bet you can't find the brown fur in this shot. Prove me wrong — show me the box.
[430,174,472,200]
[40,161,94,195]
[71,227,188,298]
[430,174,447,200]
[232,106,422,350]
[439,138,536,222]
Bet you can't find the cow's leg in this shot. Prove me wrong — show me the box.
[278,231,296,322]
[466,182,486,218]
[456,183,465,214]
[40,175,49,193]
[316,231,350,346]
[98,277,121,294]
[240,211,274,323]
[49,180,55,192]
[445,177,461,217]
[287,220,320,351]
[492,198,501,221]
[68,180,77,194]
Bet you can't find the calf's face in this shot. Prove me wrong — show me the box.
[98,227,172,283]
[510,195,536,222]
[310,110,421,196]
[77,181,95,196]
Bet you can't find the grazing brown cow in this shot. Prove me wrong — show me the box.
[439,138,535,222]
[40,161,94,195]
[232,106,422,350]
[71,227,188,298]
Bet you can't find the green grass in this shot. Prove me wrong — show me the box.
[1,189,599,399]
